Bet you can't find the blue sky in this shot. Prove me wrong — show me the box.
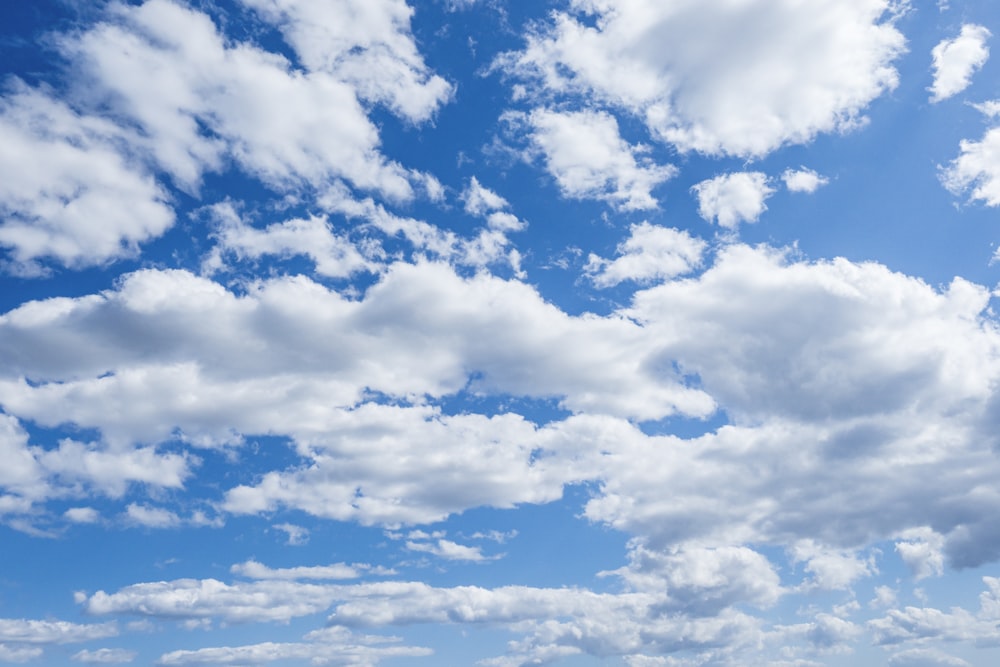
[3,1,1000,665]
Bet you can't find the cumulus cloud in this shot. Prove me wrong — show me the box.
[585,222,706,287]
[0,645,42,663]
[522,109,676,210]
[888,648,971,667]
[782,167,830,193]
[231,560,371,581]
[0,84,173,272]
[499,0,906,156]
[82,579,341,624]
[896,528,946,580]
[72,648,137,664]
[157,626,430,666]
[60,0,420,199]
[237,0,452,123]
[929,24,991,103]
[123,503,182,528]
[691,172,774,228]
[790,540,876,591]
[201,202,373,279]
[941,126,1000,206]
[273,523,309,546]
[405,538,491,562]
[0,618,117,644]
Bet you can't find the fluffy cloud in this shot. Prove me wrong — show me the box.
[782,167,830,194]
[0,84,173,272]
[691,172,774,228]
[201,203,374,279]
[888,648,972,667]
[82,579,341,623]
[0,645,42,663]
[929,24,991,102]
[60,0,420,199]
[586,222,706,287]
[941,126,1000,206]
[0,618,117,644]
[237,0,452,123]
[500,0,906,156]
[157,626,430,666]
[522,109,676,210]
[72,648,138,664]
[231,560,373,581]
[405,538,491,562]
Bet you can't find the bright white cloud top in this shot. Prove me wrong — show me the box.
[929,23,991,102]
[1,2,1000,667]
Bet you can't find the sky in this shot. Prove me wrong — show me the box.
[3,0,1000,665]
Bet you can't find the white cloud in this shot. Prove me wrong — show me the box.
[929,24,991,103]
[523,109,676,210]
[83,579,341,623]
[790,540,876,590]
[691,172,774,228]
[607,543,782,615]
[64,507,101,524]
[73,648,137,664]
[231,560,366,581]
[941,126,1000,206]
[60,0,419,199]
[201,202,373,279]
[405,538,491,562]
[237,0,452,123]
[889,648,971,667]
[0,84,173,272]
[895,528,946,579]
[871,585,899,609]
[0,618,117,644]
[782,167,830,194]
[462,177,509,217]
[585,222,706,287]
[273,523,309,546]
[123,503,182,528]
[156,626,431,666]
[321,185,524,271]
[499,0,905,156]
[0,645,42,663]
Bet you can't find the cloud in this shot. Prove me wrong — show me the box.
[929,24,991,103]
[0,645,42,663]
[782,168,830,194]
[521,109,676,210]
[123,503,182,528]
[405,538,491,562]
[201,202,374,279]
[320,184,525,272]
[585,222,706,287]
[941,125,1000,206]
[0,83,173,273]
[273,523,309,546]
[462,177,510,217]
[790,540,876,591]
[156,626,431,666]
[896,528,946,580]
[0,618,117,644]
[64,507,101,524]
[231,560,368,581]
[60,0,421,199]
[237,0,452,123]
[889,648,971,667]
[499,0,905,156]
[691,172,774,228]
[73,648,138,664]
[82,579,341,624]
